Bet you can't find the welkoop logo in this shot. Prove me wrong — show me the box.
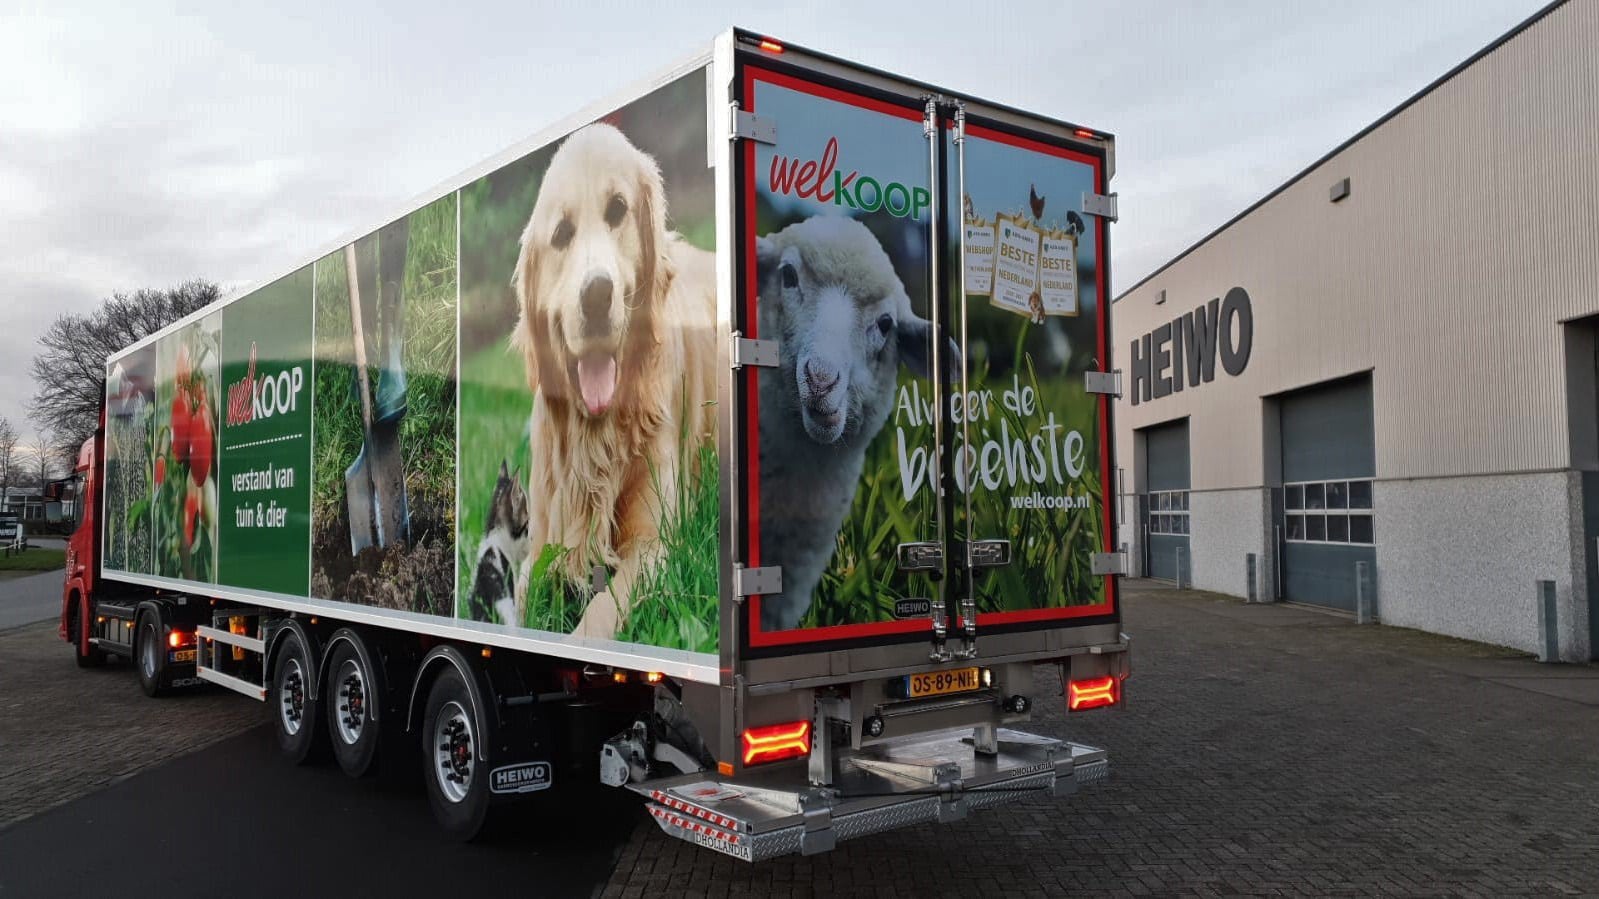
[768,136,930,219]
[1130,287,1253,405]
[225,343,306,427]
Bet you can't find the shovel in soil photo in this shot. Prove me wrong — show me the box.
[343,222,411,556]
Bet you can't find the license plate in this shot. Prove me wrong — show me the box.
[906,667,981,699]
[171,649,196,663]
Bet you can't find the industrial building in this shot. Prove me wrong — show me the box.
[1113,0,1597,660]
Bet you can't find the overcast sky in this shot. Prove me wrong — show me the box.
[0,0,1549,448]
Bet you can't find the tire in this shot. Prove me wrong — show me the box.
[421,666,492,841]
[135,615,168,697]
[70,604,105,669]
[270,629,323,764]
[325,633,383,778]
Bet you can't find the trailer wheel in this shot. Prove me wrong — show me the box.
[270,629,323,764]
[422,667,491,840]
[135,615,168,697]
[69,603,105,669]
[325,634,383,778]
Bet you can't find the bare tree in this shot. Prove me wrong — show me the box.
[28,280,220,459]
[28,430,53,484]
[0,416,16,508]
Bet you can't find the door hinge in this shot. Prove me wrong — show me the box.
[731,105,777,145]
[731,333,779,369]
[1085,369,1122,397]
[1091,552,1128,576]
[1081,191,1119,222]
[733,564,782,597]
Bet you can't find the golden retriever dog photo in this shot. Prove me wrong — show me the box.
[510,123,716,639]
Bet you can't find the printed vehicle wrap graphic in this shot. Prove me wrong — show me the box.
[103,68,719,658]
[742,65,1115,650]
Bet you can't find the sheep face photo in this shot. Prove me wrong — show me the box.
[512,123,667,420]
[754,215,957,631]
[757,216,936,447]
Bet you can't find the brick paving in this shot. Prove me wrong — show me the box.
[0,620,261,830]
[5,581,1598,895]
[603,582,1599,897]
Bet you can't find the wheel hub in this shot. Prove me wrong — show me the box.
[278,658,306,736]
[433,702,474,803]
[335,659,367,745]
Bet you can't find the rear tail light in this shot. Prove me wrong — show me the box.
[740,720,811,766]
[1067,675,1120,711]
[167,629,194,649]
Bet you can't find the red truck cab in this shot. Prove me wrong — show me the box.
[59,429,103,665]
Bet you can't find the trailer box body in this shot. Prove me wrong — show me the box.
[91,30,1124,859]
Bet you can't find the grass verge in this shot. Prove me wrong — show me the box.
[0,548,67,572]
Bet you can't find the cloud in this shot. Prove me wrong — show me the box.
[0,0,1550,450]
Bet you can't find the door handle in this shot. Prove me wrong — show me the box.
[967,539,1011,570]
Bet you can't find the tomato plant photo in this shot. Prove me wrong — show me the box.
[153,312,221,583]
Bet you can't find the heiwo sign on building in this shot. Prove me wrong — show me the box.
[1129,287,1253,405]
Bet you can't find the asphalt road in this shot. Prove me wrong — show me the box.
[0,570,62,631]
[0,723,639,899]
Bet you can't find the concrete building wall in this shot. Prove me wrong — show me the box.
[1188,488,1270,599]
[1374,471,1589,660]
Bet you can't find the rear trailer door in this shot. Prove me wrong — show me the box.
[739,64,948,654]
[943,111,1118,653]
[735,54,1118,668]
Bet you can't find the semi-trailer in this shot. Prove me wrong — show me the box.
[58,29,1128,861]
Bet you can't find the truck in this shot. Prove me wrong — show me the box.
[58,29,1127,861]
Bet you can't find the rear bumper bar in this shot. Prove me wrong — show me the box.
[632,728,1108,862]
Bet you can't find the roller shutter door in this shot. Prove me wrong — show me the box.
[1277,376,1376,610]
[1143,419,1190,582]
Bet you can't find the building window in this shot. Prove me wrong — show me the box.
[1148,490,1190,536]
[1285,479,1373,546]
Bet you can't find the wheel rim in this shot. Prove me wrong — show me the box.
[433,700,474,804]
[141,624,157,678]
[334,658,367,746]
[278,656,306,736]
